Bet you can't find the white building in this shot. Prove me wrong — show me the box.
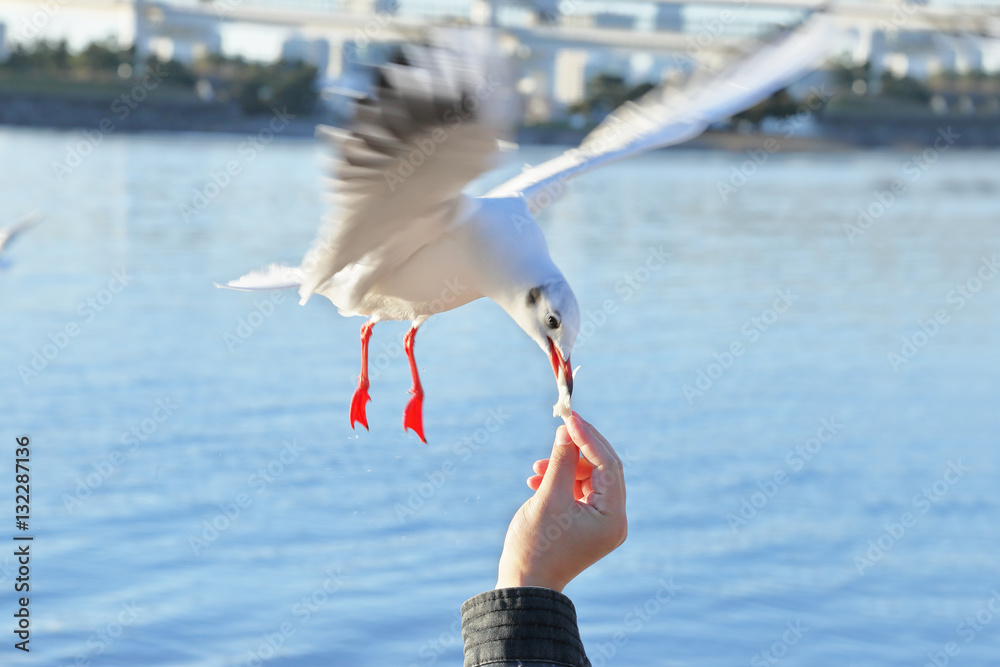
[863,27,986,82]
[134,0,221,64]
[655,4,685,32]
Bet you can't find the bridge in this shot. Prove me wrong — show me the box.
[2,0,997,121]
[7,1,998,53]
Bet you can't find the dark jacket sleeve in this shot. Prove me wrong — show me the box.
[460,587,591,667]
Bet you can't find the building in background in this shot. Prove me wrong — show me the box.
[135,0,221,63]
[655,4,685,32]
[1,0,998,125]
[282,34,332,73]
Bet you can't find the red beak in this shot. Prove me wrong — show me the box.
[547,337,573,396]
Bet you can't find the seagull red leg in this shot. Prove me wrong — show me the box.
[402,324,427,443]
[350,319,376,431]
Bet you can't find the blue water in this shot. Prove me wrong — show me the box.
[1,127,999,666]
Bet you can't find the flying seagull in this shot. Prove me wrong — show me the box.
[0,212,42,267]
[218,16,839,442]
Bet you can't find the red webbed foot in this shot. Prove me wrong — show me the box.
[350,383,371,431]
[403,392,426,444]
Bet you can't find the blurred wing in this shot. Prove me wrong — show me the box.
[0,211,42,255]
[215,263,302,291]
[485,14,840,208]
[299,30,515,306]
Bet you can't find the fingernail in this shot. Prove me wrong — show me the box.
[555,425,572,445]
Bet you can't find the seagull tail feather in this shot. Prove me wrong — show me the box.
[214,263,303,292]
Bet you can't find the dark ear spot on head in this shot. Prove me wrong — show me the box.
[527,286,542,307]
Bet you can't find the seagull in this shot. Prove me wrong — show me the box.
[0,212,42,268]
[218,16,839,442]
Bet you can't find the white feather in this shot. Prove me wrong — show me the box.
[215,263,302,291]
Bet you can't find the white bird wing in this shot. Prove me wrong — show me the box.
[484,14,840,208]
[299,30,515,309]
[0,211,42,255]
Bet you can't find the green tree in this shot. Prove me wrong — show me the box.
[232,60,317,116]
[830,57,871,91]
[73,40,123,74]
[732,88,801,126]
[145,56,196,88]
[570,74,656,122]
[4,40,71,74]
[879,72,931,105]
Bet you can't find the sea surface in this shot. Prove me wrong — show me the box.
[1,127,998,666]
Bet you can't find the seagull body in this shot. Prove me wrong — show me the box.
[311,193,561,323]
[219,17,839,441]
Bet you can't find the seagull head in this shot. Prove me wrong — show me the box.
[517,280,580,401]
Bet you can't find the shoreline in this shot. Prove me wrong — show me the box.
[2,91,998,150]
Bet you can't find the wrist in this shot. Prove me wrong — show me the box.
[496,568,564,592]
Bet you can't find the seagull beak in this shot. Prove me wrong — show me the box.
[547,337,573,397]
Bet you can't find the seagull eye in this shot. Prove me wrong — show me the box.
[546,315,560,330]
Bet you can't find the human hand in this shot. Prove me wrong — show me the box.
[496,412,627,592]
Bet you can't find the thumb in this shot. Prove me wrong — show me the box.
[538,425,579,499]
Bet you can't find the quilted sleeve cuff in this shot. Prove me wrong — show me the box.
[461,587,590,667]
